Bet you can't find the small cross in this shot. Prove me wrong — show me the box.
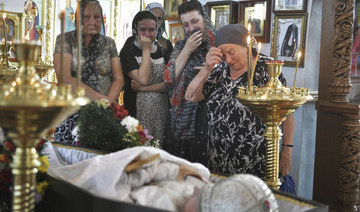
[0,3,4,11]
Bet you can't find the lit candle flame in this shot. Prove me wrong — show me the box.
[247,23,251,32]
[258,42,262,51]
[297,51,302,60]
[247,36,250,45]
[3,13,6,20]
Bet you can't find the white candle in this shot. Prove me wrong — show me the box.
[76,0,82,88]
[3,13,8,68]
[293,51,302,87]
[60,11,65,84]
[247,35,252,90]
[250,42,262,87]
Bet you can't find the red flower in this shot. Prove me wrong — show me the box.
[0,154,8,163]
[4,141,15,152]
[110,103,129,120]
[0,169,12,184]
[35,138,46,150]
[137,130,147,144]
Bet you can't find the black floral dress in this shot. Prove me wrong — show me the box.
[203,56,286,178]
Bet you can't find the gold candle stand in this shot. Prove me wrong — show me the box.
[35,25,53,79]
[0,40,89,211]
[236,61,312,190]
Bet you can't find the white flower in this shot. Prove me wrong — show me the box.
[96,99,110,109]
[121,116,139,133]
[71,126,79,142]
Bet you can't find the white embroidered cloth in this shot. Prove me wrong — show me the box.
[44,143,210,205]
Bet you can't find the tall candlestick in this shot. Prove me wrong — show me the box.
[293,51,301,87]
[250,42,262,87]
[76,0,82,88]
[3,13,8,68]
[247,35,252,90]
[60,11,65,85]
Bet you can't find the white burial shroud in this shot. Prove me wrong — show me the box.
[43,143,210,207]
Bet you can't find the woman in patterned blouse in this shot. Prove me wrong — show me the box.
[53,0,124,144]
[185,24,294,178]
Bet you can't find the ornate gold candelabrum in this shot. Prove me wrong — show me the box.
[35,25,53,79]
[236,61,312,190]
[0,40,89,211]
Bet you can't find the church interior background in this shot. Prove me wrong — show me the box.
[1,0,360,211]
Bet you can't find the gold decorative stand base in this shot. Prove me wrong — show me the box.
[0,40,89,211]
[236,61,312,190]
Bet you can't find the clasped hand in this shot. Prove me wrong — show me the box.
[138,35,152,50]
[184,30,203,54]
[131,79,143,92]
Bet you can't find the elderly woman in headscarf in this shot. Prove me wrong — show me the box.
[145,2,173,63]
[53,0,124,144]
[120,11,169,146]
[163,0,215,166]
[185,24,294,178]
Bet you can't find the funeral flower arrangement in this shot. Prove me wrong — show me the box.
[0,138,49,211]
[75,99,155,152]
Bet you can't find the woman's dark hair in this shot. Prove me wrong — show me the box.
[132,11,158,35]
[75,0,105,34]
[178,0,203,18]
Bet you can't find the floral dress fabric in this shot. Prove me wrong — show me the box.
[202,56,286,178]
[136,62,169,146]
[54,30,118,144]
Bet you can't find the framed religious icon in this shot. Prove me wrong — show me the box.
[351,0,360,78]
[0,11,24,41]
[270,13,307,67]
[238,0,271,43]
[164,0,187,20]
[273,0,307,12]
[206,1,238,31]
[169,22,184,45]
[22,0,41,40]
[33,0,44,25]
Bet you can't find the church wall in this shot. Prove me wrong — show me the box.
[1,0,24,13]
